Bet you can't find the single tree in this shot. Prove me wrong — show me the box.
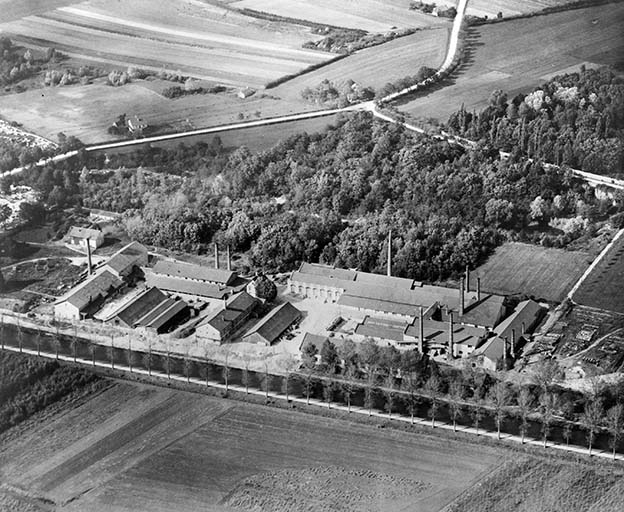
[108,335,115,369]
[87,339,96,367]
[281,373,291,402]
[253,274,277,301]
[517,387,533,444]
[562,422,572,448]
[70,337,78,363]
[241,357,251,394]
[322,378,334,409]
[342,365,356,413]
[533,359,563,394]
[488,381,510,440]
[383,374,396,419]
[405,371,420,424]
[337,339,358,372]
[581,397,604,456]
[36,329,42,356]
[184,357,193,383]
[320,339,339,374]
[0,314,4,350]
[448,380,464,432]
[222,348,231,394]
[364,366,378,416]
[539,392,558,448]
[424,374,441,428]
[606,403,623,461]
[126,345,137,373]
[17,319,23,353]
[260,362,272,401]
[472,398,484,436]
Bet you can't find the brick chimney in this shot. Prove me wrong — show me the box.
[465,265,470,292]
[477,277,481,302]
[418,306,424,354]
[387,230,392,277]
[214,243,219,269]
[448,311,454,361]
[226,245,231,271]
[459,277,465,316]
[86,238,93,275]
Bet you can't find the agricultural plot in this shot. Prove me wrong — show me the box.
[0,0,332,89]
[398,3,624,122]
[474,242,591,302]
[230,0,448,32]
[574,234,624,314]
[1,382,503,512]
[272,28,450,102]
[0,81,324,144]
[465,0,585,18]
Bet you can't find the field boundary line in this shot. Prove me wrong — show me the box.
[3,343,623,462]
[568,227,624,302]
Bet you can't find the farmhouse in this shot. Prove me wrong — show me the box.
[104,286,189,334]
[196,291,258,342]
[66,226,104,251]
[243,302,302,346]
[102,241,148,279]
[54,270,124,320]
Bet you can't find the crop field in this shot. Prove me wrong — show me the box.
[474,242,592,302]
[465,0,584,18]
[272,27,450,102]
[573,234,624,314]
[0,0,331,89]
[230,0,448,32]
[0,381,505,512]
[398,3,624,122]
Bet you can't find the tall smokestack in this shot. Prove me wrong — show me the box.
[459,277,465,316]
[226,245,231,271]
[448,312,454,361]
[465,265,470,292]
[387,230,392,277]
[214,243,219,270]
[477,277,481,301]
[86,238,93,275]
[511,329,516,358]
[418,306,424,354]
[503,336,508,366]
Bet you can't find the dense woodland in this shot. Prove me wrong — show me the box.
[446,67,624,177]
[4,69,623,281]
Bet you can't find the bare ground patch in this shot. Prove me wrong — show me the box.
[222,466,430,512]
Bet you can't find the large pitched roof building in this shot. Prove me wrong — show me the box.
[54,270,124,320]
[243,302,301,346]
[196,291,258,342]
[102,241,148,278]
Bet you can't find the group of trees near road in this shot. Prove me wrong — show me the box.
[304,338,624,457]
[446,67,624,177]
[9,69,624,279]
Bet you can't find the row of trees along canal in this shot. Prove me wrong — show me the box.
[1,320,622,459]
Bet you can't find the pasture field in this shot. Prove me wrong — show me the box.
[0,0,331,89]
[230,0,448,32]
[398,3,624,122]
[0,80,325,144]
[474,242,592,302]
[271,27,450,101]
[573,234,624,314]
[0,381,504,512]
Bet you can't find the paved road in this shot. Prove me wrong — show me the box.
[2,0,622,193]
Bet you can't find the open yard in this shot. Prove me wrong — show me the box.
[230,0,447,32]
[398,2,624,122]
[573,233,624,314]
[0,381,505,512]
[474,242,592,302]
[0,0,332,89]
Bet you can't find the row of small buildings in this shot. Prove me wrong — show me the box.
[54,241,301,345]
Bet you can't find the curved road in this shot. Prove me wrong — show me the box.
[2,0,622,192]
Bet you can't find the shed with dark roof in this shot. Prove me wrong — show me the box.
[243,302,301,346]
